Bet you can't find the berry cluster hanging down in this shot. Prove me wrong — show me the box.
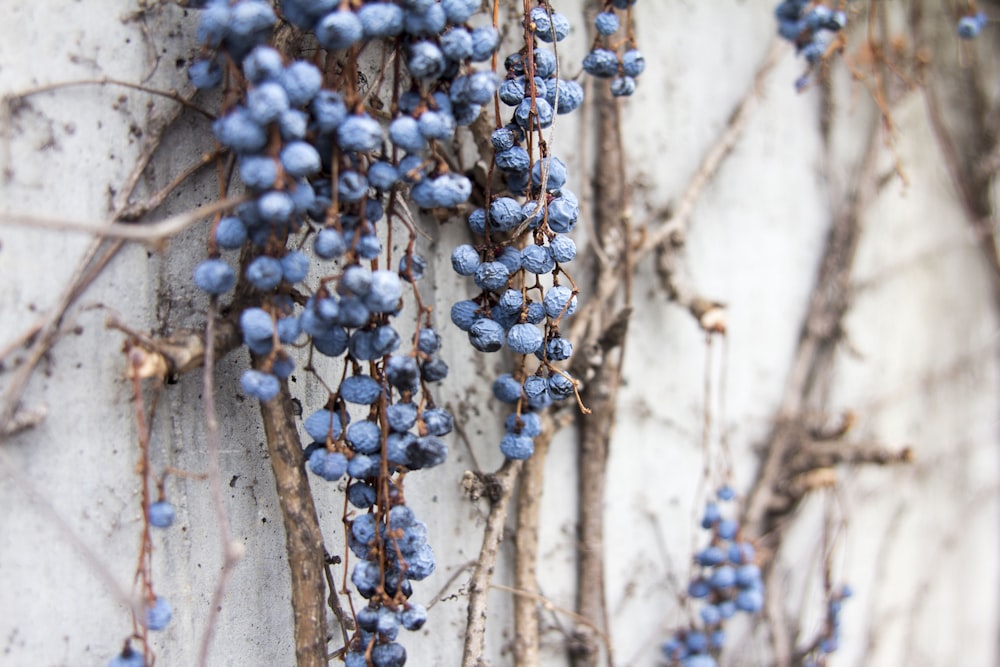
[802,584,853,667]
[112,0,514,665]
[583,0,645,97]
[447,1,597,462]
[661,487,764,667]
[773,0,846,89]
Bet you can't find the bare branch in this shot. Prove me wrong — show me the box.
[461,458,523,667]
[258,377,330,667]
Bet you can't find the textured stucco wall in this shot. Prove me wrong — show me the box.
[1,2,997,666]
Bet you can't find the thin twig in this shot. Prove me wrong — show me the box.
[635,39,786,263]
[195,302,245,667]
[461,458,523,667]
[0,196,249,243]
[513,413,568,665]
[6,77,215,120]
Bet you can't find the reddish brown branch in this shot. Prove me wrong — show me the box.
[257,377,329,667]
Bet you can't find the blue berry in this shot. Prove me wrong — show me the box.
[280,250,310,283]
[145,596,173,631]
[582,48,619,78]
[469,26,500,61]
[547,195,579,232]
[489,197,523,231]
[316,9,363,49]
[450,299,480,331]
[246,81,289,124]
[534,156,569,192]
[442,0,479,23]
[500,432,534,459]
[241,369,280,401]
[390,116,428,153]
[533,48,557,78]
[543,285,577,318]
[735,588,764,613]
[242,45,283,83]
[346,419,382,454]
[279,61,322,107]
[340,375,382,404]
[621,49,645,77]
[188,58,222,89]
[308,449,348,481]
[107,647,145,667]
[371,641,407,667]
[366,270,403,313]
[549,235,576,263]
[304,409,343,441]
[194,259,236,294]
[311,90,347,133]
[495,146,531,172]
[239,156,277,190]
[496,246,523,273]
[474,261,510,291]
[148,500,176,528]
[404,2,447,37]
[400,603,428,631]
[358,2,405,38]
[696,546,726,567]
[717,518,739,540]
[451,244,480,276]
[610,75,636,97]
[548,372,575,399]
[388,402,418,433]
[422,407,454,436]
[406,40,446,80]
[348,482,376,508]
[549,79,584,114]
[280,141,321,178]
[515,97,553,129]
[595,11,619,35]
[213,108,268,154]
[523,375,551,409]
[531,7,570,42]
[337,114,383,152]
[240,307,274,344]
[450,71,500,106]
[469,318,505,352]
[214,216,248,249]
[507,323,543,354]
[407,435,448,469]
[314,229,346,259]
[440,27,473,61]
[417,109,455,141]
[246,255,284,290]
[958,12,987,39]
[493,373,523,403]
[505,411,541,437]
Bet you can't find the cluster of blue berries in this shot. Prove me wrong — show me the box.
[145,1,509,666]
[803,584,853,666]
[104,496,179,664]
[448,2,590,462]
[958,11,988,39]
[662,487,764,667]
[774,0,846,89]
[583,0,644,97]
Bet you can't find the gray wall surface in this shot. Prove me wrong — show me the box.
[1,2,998,666]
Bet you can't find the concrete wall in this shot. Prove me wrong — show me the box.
[1,1,997,666]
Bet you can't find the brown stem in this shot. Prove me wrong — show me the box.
[461,458,523,667]
[513,415,562,666]
[257,378,329,667]
[570,42,627,664]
